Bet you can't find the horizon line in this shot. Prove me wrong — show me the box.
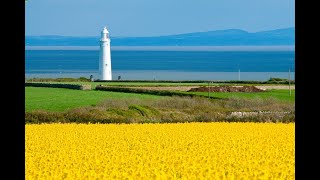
[25,45,295,51]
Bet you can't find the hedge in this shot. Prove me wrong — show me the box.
[25,83,92,90]
[94,79,295,84]
[95,85,220,99]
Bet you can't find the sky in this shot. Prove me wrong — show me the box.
[25,0,295,37]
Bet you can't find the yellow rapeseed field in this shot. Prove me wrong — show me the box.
[26,123,294,179]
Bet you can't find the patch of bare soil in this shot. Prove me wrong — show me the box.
[254,85,295,90]
[188,86,265,92]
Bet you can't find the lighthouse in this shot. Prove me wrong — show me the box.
[99,27,112,80]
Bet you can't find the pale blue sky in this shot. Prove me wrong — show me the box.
[25,0,295,37]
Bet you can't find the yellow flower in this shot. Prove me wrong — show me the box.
[26,122,294,179]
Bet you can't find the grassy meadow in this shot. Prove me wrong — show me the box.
[185,89,295,102]
[26,87,294,112]
[25,84,295,123]
[25,87,162,112]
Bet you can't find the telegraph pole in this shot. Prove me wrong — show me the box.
[288,68,291,96]
[208,82,210,98]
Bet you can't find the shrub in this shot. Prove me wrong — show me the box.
[25,111,67,124]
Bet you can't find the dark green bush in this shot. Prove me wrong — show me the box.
[25,83,91,90]
[95,85,218,99]
[26,77,91,82]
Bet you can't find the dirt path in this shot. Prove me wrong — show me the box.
[254,85,295,90]
[125,85,295,91]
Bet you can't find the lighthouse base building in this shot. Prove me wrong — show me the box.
[99,27,112,80]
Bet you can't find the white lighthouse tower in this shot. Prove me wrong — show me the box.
[99,27,112,80]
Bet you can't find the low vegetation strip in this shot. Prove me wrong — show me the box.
[26,123,294,179]
[97,85,293,91]
[188,85,265,92]
[187,89,295,102]
[26,77,295,84]
[95,78,295,84]
[25,82,92,90]
[95,85,218,99]
[94,86,295,102]
[25,96,294,124]
[26,77,91,82]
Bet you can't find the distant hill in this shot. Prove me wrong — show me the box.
[25,27,294,46]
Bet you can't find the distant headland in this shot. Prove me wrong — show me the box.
[26,27,294,46]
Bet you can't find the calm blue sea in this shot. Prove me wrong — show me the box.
[25,47,295,80]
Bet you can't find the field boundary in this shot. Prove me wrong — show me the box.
[94,79,295,84]
[25,82,92,90]
[95,85,221,99]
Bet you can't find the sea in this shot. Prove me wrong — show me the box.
[25,46,295,81]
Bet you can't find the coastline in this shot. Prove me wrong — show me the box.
[25,71,295,81]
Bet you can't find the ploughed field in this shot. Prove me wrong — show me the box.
[26,122,294,179]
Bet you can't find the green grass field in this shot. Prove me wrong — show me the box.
[185,89,295,102]
[25,87,162,112]
[26,86,295,124]
[26,86,294,112]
